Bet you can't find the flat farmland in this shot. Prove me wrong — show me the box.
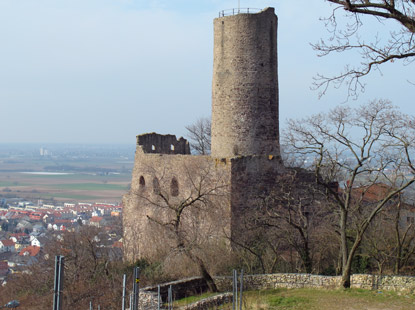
[0,146,134,203]
[0,171,131,203]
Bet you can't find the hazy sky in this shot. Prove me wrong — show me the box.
[0,0,413,144]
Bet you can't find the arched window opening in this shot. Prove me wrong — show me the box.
[153,177,160,195]
[151,145,156,151]
[139,176,146,189]
[170,144,175,151]
[170,177,179,197]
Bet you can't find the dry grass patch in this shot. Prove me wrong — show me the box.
[216,288,415,310]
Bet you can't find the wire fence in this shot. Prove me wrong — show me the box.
[218,8,261,17]
[50,257,242,310]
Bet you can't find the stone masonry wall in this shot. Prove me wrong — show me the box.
[211,7,279,158]
[123,147,287,262]
[229,155,285,241]
[214,273,415,293]
[123,147,232,262]
[137,133,190,155]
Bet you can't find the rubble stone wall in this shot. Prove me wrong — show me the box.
[214,273,415,293]
[136,133,190,155]
[123,150,232,262]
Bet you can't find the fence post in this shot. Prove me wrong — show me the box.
[232,269,238,310]
[132,267,140,310]
[53,255,64,310]
[157,285,161,310]
[168,285,173,310]
[122,274,126,310]
[239,269,244,310]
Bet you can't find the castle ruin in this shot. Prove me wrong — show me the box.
[123,7,285,263]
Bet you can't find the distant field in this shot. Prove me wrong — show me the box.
[0,181,29,187]
[50,182,128,191]
[0,156,133,203]
[0,171,131,203]
[39,193,104,200]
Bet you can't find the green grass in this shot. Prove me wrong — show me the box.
[172,292,219,307]
[268,295,307,308]
[0,181,28,187]
[215,288,415,310]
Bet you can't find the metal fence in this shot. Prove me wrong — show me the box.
[218,8,261,17]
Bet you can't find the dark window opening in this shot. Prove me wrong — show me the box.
[139,176,146,188]
[170,177,179,197]
[153,177,160,195]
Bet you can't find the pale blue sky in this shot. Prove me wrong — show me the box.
[0,0,413,144]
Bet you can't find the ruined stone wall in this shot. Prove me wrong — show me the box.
[136,133,190,155]
[123,148,287,262]
[211,7,279,158]
[123,8,286,267]
[123,146,232,263]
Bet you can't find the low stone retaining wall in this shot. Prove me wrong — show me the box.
[138,273,415,309]
[352,274,415,292]
[143,276,209,301]
[139,290,159,310]
[214,273,415,293]
[139,277,210,309]
[179,293,233,310]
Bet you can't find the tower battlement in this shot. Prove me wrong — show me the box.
[218,8,262,17]
[136,133,190,155]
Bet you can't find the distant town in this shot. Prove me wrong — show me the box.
[0,198,123,284]
[0,143,130,285]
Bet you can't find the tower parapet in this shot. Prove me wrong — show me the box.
[211,7,280,158]
[218,8,262,17]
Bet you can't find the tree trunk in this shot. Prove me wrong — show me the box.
[299,244,313,273]
[341,262,352,288]
[185,249,218,292]
[304,253,313,274]
[340,209,348,273]
[198,261,218,293]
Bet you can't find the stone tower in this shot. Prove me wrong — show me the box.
[211,7,279,158]
[123,7,285,264]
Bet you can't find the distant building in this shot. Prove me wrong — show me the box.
[0,240,15,253]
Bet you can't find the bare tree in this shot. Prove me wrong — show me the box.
[313,0,415,99]
[284,99,415,288]
[365,193,415,274]
[133,160,229,292]
[228,217,282,274]
[1,226,125,309]
[185,117,211,155]
[262,170,331,274]
[227,170,332,275]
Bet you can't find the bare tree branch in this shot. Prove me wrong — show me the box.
[313,0,415,99]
